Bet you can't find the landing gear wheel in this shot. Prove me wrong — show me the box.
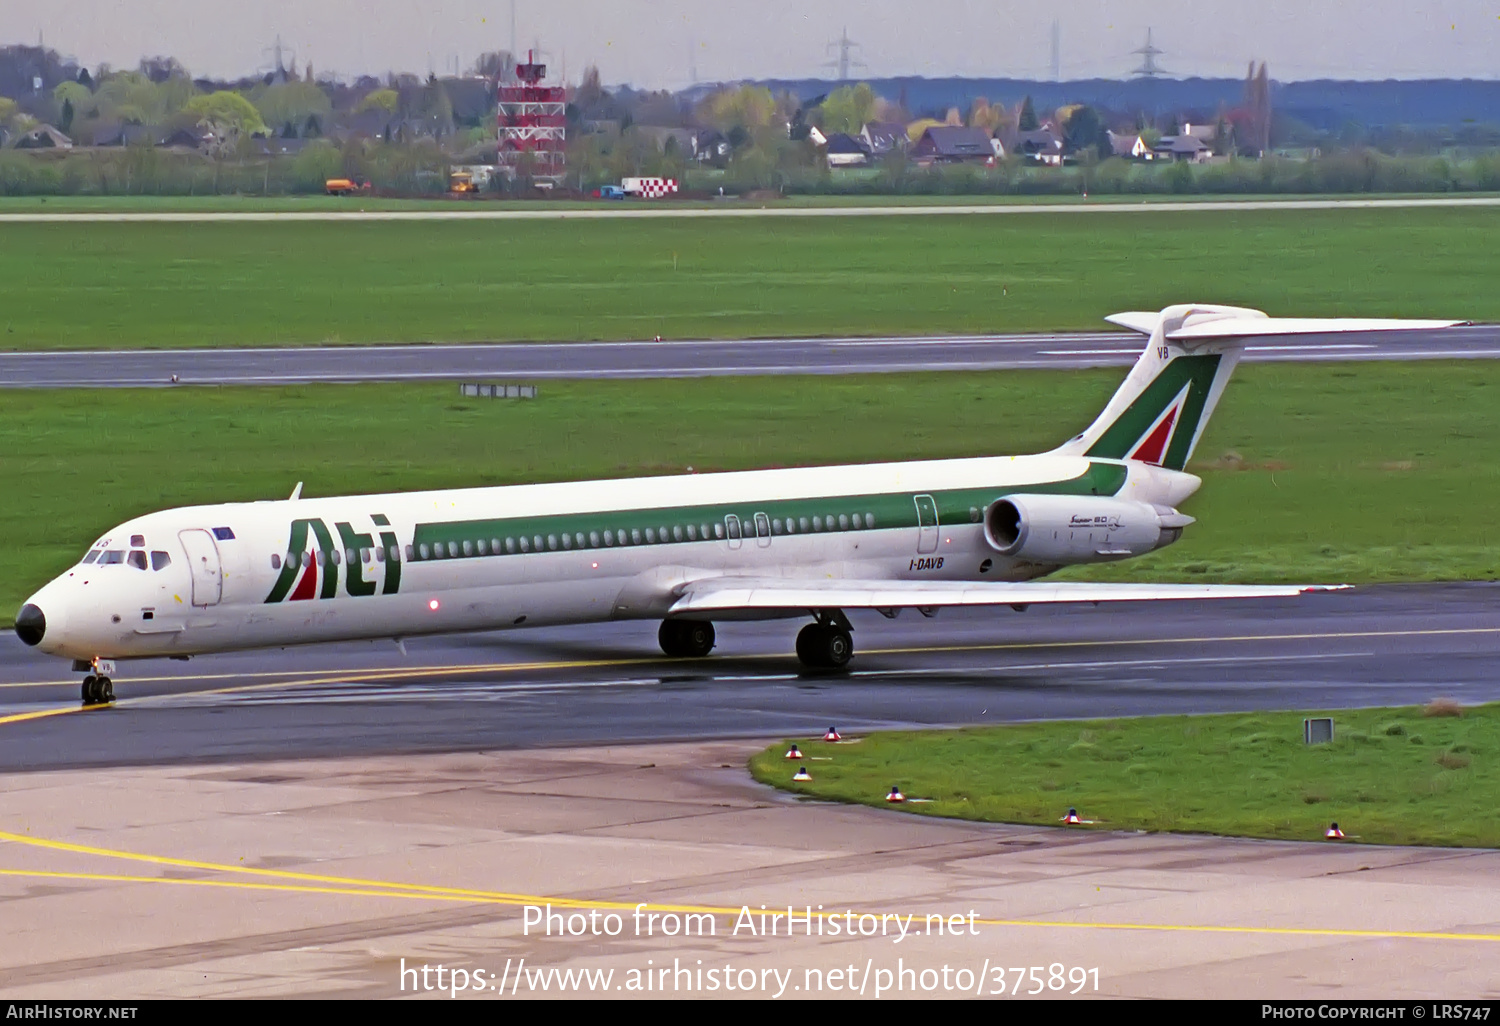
[658,619,715,658]
[796,624,853,670]
[81,674,115,706]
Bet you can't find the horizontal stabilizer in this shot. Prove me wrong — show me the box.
[669,577,1347,615]
[1104,311,1163,335]
[1166,317,1469,341]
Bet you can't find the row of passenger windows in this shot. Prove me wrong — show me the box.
[411,512,878,562]
[266,512,880,569]
[82,549,172,571]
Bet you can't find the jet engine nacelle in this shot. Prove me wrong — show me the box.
[984,494,1192,565]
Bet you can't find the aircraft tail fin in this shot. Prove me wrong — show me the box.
[1052,304,1466,471]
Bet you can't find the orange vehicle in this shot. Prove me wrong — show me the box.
[449,170,478,194]
[325,177,370,196]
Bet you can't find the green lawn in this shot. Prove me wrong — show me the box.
[749,703,1500,847]
[0,207,1494,350]
[5,361,1498,622]
[4,193,1489,213]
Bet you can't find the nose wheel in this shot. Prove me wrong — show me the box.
[81,674,114,706]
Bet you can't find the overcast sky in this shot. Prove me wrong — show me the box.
[5,1,1498,85]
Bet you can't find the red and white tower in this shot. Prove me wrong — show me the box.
[498,50,566,185]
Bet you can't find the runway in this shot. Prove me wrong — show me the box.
[4,325,1498,387]
[4,195,1500,223]
[3,583,1496,772]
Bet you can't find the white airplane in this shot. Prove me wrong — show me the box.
[15,304,1464,706]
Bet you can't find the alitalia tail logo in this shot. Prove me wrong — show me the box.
[265,515,402,603]
[1125,382,1191,466]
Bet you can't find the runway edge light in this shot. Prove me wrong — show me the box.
[1326,822,1345,839]
[785,744,803,760]
[823,726,841,742]
[792,765,812,782]
[1062,807,1082,824]
[887,786,905,803]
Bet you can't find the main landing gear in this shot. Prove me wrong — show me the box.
[75,659,115,706]
[659,619,716,658]
[796,610,853,671]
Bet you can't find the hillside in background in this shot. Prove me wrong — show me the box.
[729,77,1500,129]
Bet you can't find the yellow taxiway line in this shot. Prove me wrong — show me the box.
[1,829,1498,945]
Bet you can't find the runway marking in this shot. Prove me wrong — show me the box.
[0,832,1496,946]
[0,703,109,727]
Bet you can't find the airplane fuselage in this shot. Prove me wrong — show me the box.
[21,452,1197,663]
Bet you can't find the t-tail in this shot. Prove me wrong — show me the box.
[1052,303,1469,470]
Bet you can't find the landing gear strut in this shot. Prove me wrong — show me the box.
[796,609,853,670]
[659,619,716,658]
[81,674,114,706]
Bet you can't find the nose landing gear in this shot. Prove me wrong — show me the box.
[78,659,116,706]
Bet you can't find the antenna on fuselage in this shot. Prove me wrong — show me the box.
[289,481,303,501]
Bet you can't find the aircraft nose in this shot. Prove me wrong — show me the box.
[14,603,45,646]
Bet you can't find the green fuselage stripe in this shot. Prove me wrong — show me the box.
[408,462,1127,562]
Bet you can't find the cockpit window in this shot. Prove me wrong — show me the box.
[213,527,235,540]
[98,550,125,565]
[81,550,100,564]
[151,551,172,571]
[127,551,148,571]
[130,534,145,547]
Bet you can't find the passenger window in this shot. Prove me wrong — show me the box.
[506,538,517,553]
[673,525,684,541]
[270,554,281,570]
[374,547,385,562]
[476,540,487,555]
[561,534,572,550]
[418,543,430,560]
[714,523,724,539]
[811,516,823,531]
[127,550,148,571]
[590,531,601,547]
[799,517,809,532]
[533,536,543,551]
[645,528,656,544]
[130,534,145,547]
[839,514,849,530]
[686,524,697,540]
[405,545,415,561]
[773,519,784,534]
[448,542,459,558]
[631,529,642,545]
[462,540,473,556]
[212,527,235,540]
[491,538,502,553]
[82,550,100,564]
[519,537,530,552]
[334,549,344,565]
[866,512,876,527]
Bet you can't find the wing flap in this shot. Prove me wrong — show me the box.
[669,577,1347,615]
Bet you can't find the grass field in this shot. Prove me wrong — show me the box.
[5,361,1497,622]
[748,702,1500,847]
[4,193,1491,214]
[0,207,1495,349]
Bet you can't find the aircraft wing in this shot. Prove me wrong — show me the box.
[668,577,1347,615]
